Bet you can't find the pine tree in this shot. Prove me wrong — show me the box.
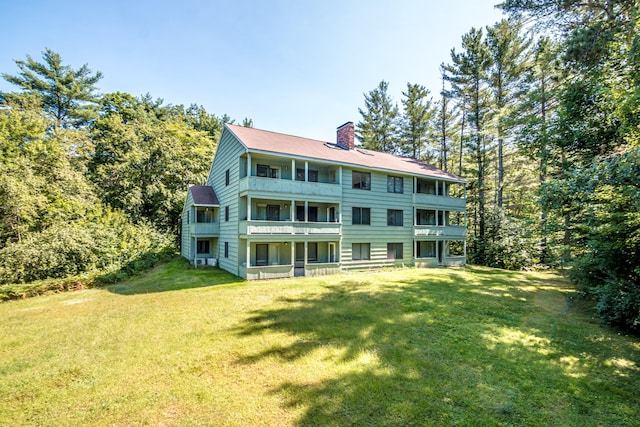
[356,80,400,153]
[399,83,435,160]
[435,68,460,173]
[1,48,102,128]
[486,18,530,210]
[445,27,493,263]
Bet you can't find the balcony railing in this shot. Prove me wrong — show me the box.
[189,222,219,235]
[413,193,466,209]
[239,220,341,235]
[414,225,466,238]
[239,176,341,198]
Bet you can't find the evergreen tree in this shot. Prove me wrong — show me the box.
[356,80,400,153]
[399,83,435,160]
[435,68,460,173]
[1,48,102,128]
[445,28,493,263]
[485,18,530,210]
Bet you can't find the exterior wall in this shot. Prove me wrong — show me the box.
[183,125,467,279]
[340,168,415,269]
[181,190,195,261]
[207,129,246,276]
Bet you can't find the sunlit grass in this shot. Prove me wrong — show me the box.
[0,261,638,426]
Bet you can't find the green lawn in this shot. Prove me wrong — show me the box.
[1,260,638,426]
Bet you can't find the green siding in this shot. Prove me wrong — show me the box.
[181,190,195,261]
[208,129,246,276]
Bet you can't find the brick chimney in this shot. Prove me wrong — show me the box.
[336,122,355,150]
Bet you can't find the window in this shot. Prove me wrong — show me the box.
[352,171,371,190]
[308,242,318,262]
[197,240,210,254]
[225,206,229,221]
[224,242,229,258]
[270,167,279,179]
[267,205,280,221]
[387,243,403,260]
[352,207,371,225]
[352,243,370,261]
[387,209,403,226]
[308,169,318,182]
[387,175,403,193]
[437,210,444,226]
[417,241,436,258]
[418,179,436,194]
[197,208,214,223]
[225,169,230,186]
[417,209,436,225]
[257,164,269,177]
[187,211,190,224]
[308,206,318,222]
[296,205,305,221]
[296,168,305,181]
[256,244,268,266]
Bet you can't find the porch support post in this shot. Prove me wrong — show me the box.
[338,166,342,184]
[246,240,251,268]
[291,240,295,266]
[291,199,295,222]
[291,159,295,180]
[304,161,308,181]
[304,200,308,222]
[247,153,252,176]
[247,195,252,222]
[304,240,308,266]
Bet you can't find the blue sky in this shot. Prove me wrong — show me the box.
[1,0,504,141]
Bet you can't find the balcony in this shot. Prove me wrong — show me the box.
[413,193,466,209]
[414,225,466,239]
[239,176,341,198]
[189,222,219,235]
[239,220,341,236]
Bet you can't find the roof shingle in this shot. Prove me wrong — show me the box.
[190,185,219,205]
[226,124,464,182]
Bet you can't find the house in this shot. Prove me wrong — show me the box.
[181,122,467,279]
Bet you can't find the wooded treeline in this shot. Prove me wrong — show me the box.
[356,1,639,333]
[0,49,249,286]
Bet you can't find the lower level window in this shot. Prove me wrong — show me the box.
[417,241,436,258]
[352,243,370,261]
[256,244,268,266]
[224,242,229,258]
[387,243,403,260]
[197,240,210,254]
[308,242,318,261]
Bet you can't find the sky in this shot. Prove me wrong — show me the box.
[0,0,505,142]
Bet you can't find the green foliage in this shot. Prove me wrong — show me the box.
[398,83,435,160]
[1,48,102,128]
[89,93,218,235]
[356,80,400,153]
[0,208,175,285]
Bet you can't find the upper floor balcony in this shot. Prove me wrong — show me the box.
[189,222,219,236]
[239,220,341,236]
[414,225,466,239]
[239,176,342,198]
[413,193,466,210]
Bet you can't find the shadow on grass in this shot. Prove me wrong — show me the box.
[235,270,640,426]
[105,258,243,295]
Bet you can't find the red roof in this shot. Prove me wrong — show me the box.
[226,124,464,183]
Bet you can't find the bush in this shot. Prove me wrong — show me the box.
[0,208,175,285]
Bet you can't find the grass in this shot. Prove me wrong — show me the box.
[0,259,638,426]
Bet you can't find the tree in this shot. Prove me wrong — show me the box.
[445,27,493,263]
[485,18,530,210]
[435,68,460,173]
[356,80,400,153]
[398,83,435,160]
[89,93,217,235]
[1,48,102,128]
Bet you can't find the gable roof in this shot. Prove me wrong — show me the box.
[189,185,219,206]
[225,124,464,183]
